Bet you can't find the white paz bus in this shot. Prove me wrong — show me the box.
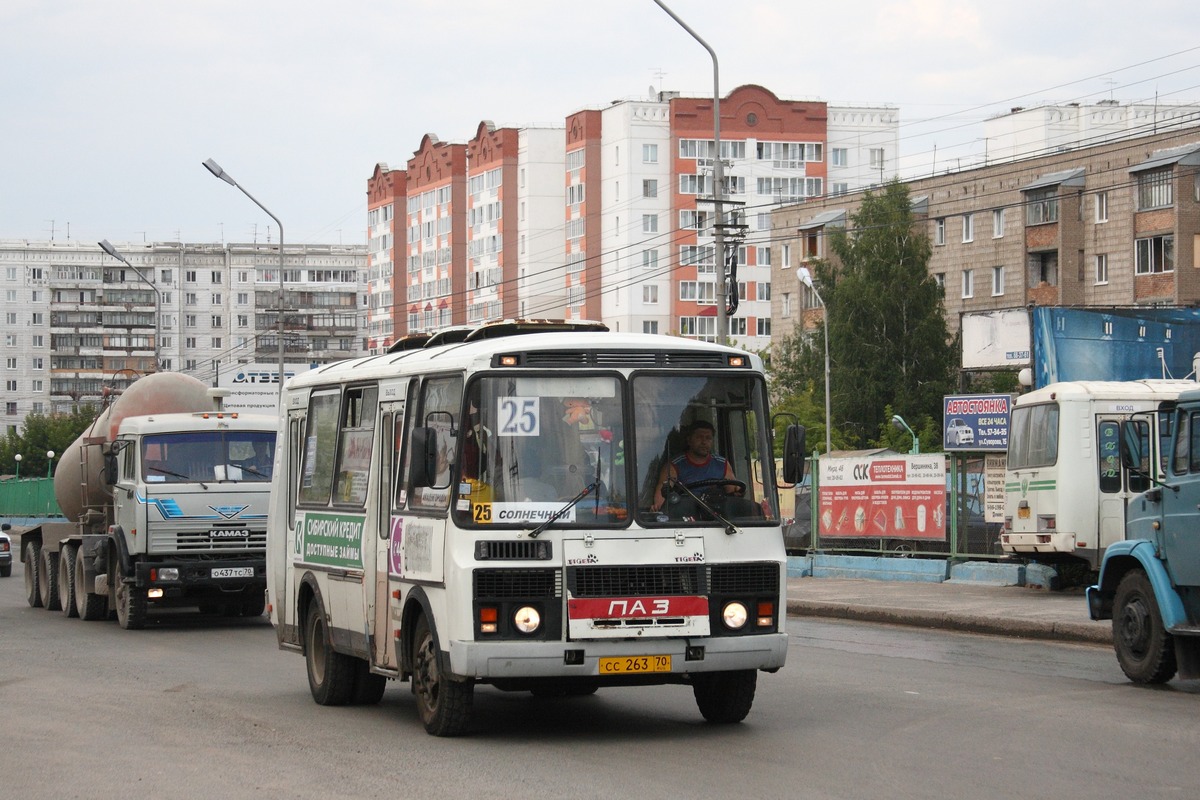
[267,320,803,736]
[1002,380,1192,578]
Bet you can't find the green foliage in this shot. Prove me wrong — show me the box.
[0,404,99,478]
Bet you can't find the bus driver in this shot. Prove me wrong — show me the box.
[651,420,739,511]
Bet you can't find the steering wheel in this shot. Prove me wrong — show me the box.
[680,478,746,496]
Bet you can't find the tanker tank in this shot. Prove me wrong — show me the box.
[54,373,215,523]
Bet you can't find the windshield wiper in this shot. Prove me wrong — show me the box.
[665,478,741,536]
[528,481,599,539]
[148,464,208,490]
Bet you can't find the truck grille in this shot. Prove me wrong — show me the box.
[149,529,267,552]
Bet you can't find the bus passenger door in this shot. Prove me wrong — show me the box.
[373,398,406,670]
[1096,415,1151,567]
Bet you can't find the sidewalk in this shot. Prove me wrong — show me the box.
[785,575,1111,645]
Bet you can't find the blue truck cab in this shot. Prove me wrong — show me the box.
[1087,387,1200,683]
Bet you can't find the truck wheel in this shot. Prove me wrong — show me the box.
[58,543,78,618]
[1113,570,1177,684]
[692,669,757,724]
[24,540,42,608]
[411,614,473,736]
[239,593,267,618]
[75,545,107,621]
[115,561,147,630]
[38,547,61,612]
[304,601,355,705]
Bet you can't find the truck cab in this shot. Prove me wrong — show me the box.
[1087,387,1200,682]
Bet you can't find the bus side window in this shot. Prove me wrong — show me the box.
[1098,421,1121,493]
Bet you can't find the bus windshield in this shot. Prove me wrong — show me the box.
[455,371,777,529]
[142,430,276,483]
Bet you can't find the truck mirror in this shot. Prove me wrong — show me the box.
[103,453,119,486]
[409,427,439,488]
[781,424,806,484]
[1119,420,1143,471]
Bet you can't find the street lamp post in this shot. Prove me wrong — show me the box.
[46,449,56,478]
[891,415,920,455]
[14,453,21,480]
[202,158,286,410]
[653,0,728,345]
[99,240,162,372]
[798,266,832,454]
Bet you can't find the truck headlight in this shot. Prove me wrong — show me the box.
[152,567,180,582]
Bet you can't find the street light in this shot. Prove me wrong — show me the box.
[202,158,286,410]
[46,449,56,478]
[654,0,728,345]
[798,266,832,454]
[14,453,21,480]
[99,239,162,373]
[891,415,920,455]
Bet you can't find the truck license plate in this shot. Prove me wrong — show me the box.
[598,655,671,674]
[211,567,255,579]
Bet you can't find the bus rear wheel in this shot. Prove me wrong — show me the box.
[305,601,355,705]
[1113,570,1177,684]
[692,669,757,724]
[412,614,473,736]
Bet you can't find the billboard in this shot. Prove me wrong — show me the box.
[217,362,317,414]
[961,309,1031,370]
[942,394,1012,452]
[817,454,947,540]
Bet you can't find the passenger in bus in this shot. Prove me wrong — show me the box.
[650,420,741,512]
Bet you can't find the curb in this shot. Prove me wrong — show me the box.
[786,599,1111,645]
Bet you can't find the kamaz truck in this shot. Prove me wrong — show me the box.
[1087,386,1200,682]
[16,372,276,629]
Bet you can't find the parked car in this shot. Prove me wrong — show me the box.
[946,418,975,446]
[0,523,12,578]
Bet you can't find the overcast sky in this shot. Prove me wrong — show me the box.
[2,0,1197,247]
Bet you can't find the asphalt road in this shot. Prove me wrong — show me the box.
[2,573,1198,800]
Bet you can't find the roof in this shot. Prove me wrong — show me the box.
[1129,142,1200,174]
[797,210,846,231]
[1021,168,1086,192]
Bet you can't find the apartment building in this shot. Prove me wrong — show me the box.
[0,240,366,434]
[367,84,898,350]
[772,124,1200,350]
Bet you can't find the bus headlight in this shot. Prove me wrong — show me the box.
[722,602,748,630]
[513,606,541,635]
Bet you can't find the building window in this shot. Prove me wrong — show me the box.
[831,182,849,196]
[1137,168,1173,210]
[1095,253,1109,285]
[961,269,974,299]
[1095,192,1109,223]
[934,218,945,246]
[756,281,771,301]
[992,208,1005,238]
[962,214,974,243]
[831,148,848,167]
[211,315,222,327]
[642,214,658,233]
[869,148,884,168]
[643,285,658,304]
[642,320,658,334]
[757,318,772,336]
[643,144,658,163]
[642,179,658,198]
[730,318,747,336]
[991,266,1005,296]
[1028,252,1059,286]
[1135,235,1175,275]
[642,250,658,270]
[32,357,43,370]
[1026,188,1058,224]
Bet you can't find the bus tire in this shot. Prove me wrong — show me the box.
[412,614,473,736]
[115,560,147,630]
[39,547,61,611]
[304,601,355,705]
[58,543,79,618]
[24,540,42,608]
[1113,570,1177,684]
[76,545,107,621]
[692,669,757,724]
[350,659,387,705]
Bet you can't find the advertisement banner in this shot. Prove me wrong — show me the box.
[818,455,947,540]
[942,394,1012,452]
[984,454,1007,524]
[217,361,317,414]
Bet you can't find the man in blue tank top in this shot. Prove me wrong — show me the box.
[651,420,737,511]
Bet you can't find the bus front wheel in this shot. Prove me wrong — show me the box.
[692,669,757,724]
[411,614,473,736]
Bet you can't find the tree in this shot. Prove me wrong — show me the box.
[1,404,99,479]
[802,179,957,450]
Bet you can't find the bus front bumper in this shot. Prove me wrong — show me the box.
[446,632,788,680]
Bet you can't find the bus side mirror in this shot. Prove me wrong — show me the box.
[782,424,806,484]
[1119,420,1143,471]
[409,427,438,488]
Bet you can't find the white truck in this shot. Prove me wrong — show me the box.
[16,372,277,629]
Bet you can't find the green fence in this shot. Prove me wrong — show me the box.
[0,477,63,518]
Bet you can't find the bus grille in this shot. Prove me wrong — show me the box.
[709,563,779,594]
[475,568,560,599]
[568,565,705,597]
